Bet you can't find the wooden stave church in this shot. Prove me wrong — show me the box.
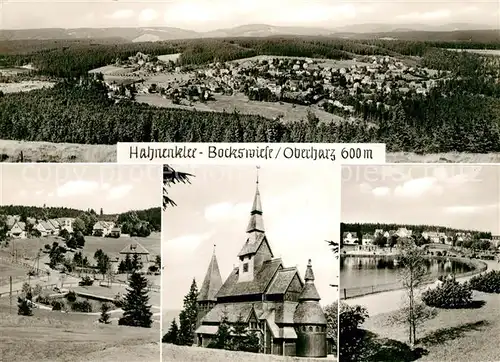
[195,176,328,358]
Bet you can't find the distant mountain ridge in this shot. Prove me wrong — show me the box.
[1,23,498,42]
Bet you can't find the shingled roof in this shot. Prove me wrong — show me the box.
[216,259,283,298]
[299,259,321,301]
[198,250,223,302]
[294,260,326,325]
[237,232,272,257]
[119,242,150,255]
[246,180,264,234]
[266,267,300,295]
[201,302,264,324]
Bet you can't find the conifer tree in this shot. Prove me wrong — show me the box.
[163,319,180,344]
[177,278,199,345]
[99,302,111,324]
[213,312,231,350]
[118,272,153,328]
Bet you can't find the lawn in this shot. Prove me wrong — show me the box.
[0,296,160,362]
[361,291,500,361]
[162,344,337,362]
[7,233,161,262]
[0,260,30,286]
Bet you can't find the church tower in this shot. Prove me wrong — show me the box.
[294,260,327,358]
[197,245,222,327]
[237,167,273,283]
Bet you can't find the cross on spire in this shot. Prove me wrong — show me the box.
[256,165,260,184]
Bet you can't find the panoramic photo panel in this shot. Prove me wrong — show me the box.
[338,164,500,362]
[162,164,339,361]
[0,164,162,361]
[1,1,500,162]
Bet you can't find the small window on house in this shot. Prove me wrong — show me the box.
[243,263,249,272]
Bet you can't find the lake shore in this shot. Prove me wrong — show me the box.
[340,255,487,300]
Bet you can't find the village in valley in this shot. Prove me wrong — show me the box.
[90,51,448,123]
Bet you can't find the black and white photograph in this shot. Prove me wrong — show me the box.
[1,1,499,162]
[162,164,339,361]
[339,164,500,362]
[0,164,162,361]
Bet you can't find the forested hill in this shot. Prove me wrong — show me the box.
[0,205,161,230]
[341,222,492,237]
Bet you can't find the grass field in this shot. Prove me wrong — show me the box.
[5,233,161,261]
[0,297,160,362]
[0,260,30,285]
[136,93,343,124]
[162,344,337,362]
[362,291,500,361]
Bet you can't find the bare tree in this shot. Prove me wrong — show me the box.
[392,238,437,345]
[163,165,194,209]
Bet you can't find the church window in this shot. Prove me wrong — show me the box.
[315,326,319,332]
[308,326,313,332]
[243,263,249,272]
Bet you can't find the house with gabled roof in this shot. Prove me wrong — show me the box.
[195,177,327,358]
[8,221,27,239]
[57,218,74,233]
[34,221,50,237]
[119,241,150,269]
[93,221,115,237]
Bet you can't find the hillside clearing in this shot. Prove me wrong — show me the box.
[162,344,337,362]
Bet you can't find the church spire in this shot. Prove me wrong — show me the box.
[246,166,264,233]
[197,245,223,302]
[299,259,321,301]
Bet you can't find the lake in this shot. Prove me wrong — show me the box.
[340,255,475,298]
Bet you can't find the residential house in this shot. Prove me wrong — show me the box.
[57,218,74,233]
[93,221,115,237]
[34,221,50,237]
[342,232,359,245]
[110,227,121,238]
[9,221,27,239]
[119,241,150,267]
[396,228,412,238]
[362,234,374,246]
[48,219,60,236]
[422,231,440,243]
[491,235,500,248]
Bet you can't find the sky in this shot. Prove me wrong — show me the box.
[1,0,499,30]
[342,164,500,234]
[163,164,340,311]
[1,164,161,214]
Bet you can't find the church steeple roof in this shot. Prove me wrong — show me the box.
[197,245,223,302]
[299,259,321,301]
[246,167,264,234]
[294,259,326,325]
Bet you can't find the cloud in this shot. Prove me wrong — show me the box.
[396,9,451,22]
[139,9,158,22]
[444,204,497,214]
[56,180,99,197]
[204,201,250,222]
[107,184,133,200]
[109,9,135,19]
[372,186,390,197]
[394,177,442,198]
[165,232,212,252]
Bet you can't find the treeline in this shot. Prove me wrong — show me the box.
[0,204,159,230]
[1,73,499,153]
[117,208,161,232]
[2,36,500,78]
[341,222,491,238]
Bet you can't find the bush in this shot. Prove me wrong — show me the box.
[71,300,92,312]
[18,297,33,316]
[79,276,94,286]
[339,303,368,362]
[66,291,77,302]
[51,300,65,311]
[469,270,500,293]
[422,277,473,308]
